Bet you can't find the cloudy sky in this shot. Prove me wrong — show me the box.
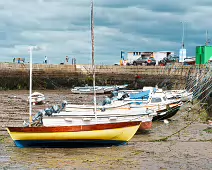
[0,0,211,64]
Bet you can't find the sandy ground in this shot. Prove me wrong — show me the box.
[0,90,212,170]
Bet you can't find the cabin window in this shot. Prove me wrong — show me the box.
[151,97,162,103]
[133,52,136,56]
[163,97,167,101]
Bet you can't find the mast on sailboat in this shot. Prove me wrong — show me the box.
[29,47,33,127]
[28,46,41,127]
[91,0,97,123]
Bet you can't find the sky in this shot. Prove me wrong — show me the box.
[0,0,212,65]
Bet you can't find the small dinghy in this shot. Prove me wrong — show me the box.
[28,92,45,105]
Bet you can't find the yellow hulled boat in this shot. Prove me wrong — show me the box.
[7,121,141,148]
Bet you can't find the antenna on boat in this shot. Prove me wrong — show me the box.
[91,0,97,123]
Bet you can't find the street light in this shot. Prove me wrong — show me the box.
[181,21,185,49]
[180,21,185,63]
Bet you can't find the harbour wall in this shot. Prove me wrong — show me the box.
[0,63,196,90]
[0,63,210,89]
[0,62,211,115]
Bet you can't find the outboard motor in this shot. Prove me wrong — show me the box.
[44,108,54,116]
[23,110,44,127]
[61,100,67,110]
[110,90,118,98]
[118,92,129,100]
[102,96,111,106]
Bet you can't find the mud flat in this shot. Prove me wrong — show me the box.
[0,90,212,170]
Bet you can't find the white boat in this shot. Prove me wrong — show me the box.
[42,108,155,128]
[28,92,45,104]
[112,87,182,121]
[165,90,193,102]
[71,84,128,94]
[71,86,105,94]
[65,100,131,112]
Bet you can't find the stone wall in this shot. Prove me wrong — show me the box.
[0,63,208,90]
[0,62,211,115]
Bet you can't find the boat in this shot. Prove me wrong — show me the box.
[7,121,141,148]
[28,92,45,105]
[64,96,155,130]
[71,84,128,94]
[165,90,193,102]
[71,86,105,94]
[111,87,182,121]
[7,1,141,148]
[65,100,131,112]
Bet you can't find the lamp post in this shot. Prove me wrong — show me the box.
[181,21,185,49]
[180,21,185,63]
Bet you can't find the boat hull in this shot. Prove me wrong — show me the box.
[153,105,180,121]
[13,140,126,148]
[139,121,152,130]
[7,121,141,148]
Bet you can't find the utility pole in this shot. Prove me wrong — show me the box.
[205,30,210,46]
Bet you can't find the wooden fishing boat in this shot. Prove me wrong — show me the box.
[7,121,141,148]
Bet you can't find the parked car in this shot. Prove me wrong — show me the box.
[183,58,195,65]
[158,55,178,66]
[132,56,156,66]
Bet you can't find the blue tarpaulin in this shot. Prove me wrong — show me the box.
[129,90,150,99]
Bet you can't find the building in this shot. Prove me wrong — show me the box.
[196,46,212,64]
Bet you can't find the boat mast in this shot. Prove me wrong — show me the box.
[91,0,97,123]
[29,47,33,127]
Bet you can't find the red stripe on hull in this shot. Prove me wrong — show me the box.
[8,121,141,133]
[139,121,152,131]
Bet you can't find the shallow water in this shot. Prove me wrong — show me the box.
[0,90,212,169]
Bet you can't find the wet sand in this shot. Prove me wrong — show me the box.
[0,90,212,170]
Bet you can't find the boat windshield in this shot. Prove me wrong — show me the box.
[151,97,162,103]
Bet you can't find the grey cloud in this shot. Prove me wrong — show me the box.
[0,0,212,64]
